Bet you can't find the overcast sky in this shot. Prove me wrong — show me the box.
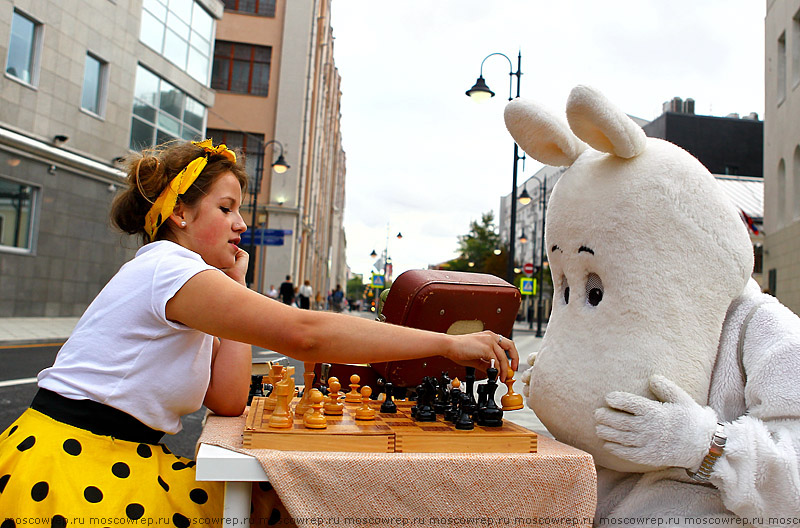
[329,1,766,282]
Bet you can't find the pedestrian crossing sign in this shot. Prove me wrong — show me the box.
[371,273,385,288]
[520,277,536,295]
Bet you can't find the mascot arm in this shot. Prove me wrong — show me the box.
[711,302,800,517]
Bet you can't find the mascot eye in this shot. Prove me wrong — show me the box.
[585,273,604,306]
[562,276,570,304]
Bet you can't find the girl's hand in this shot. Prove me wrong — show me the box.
[448,330,519,382]
[222,247,249,286]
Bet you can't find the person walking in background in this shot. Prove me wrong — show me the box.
[298,280,313,310]
[267,284,278,299]
[331,284,344,313]
[279,275,294,306]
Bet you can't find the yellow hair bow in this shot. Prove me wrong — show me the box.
[143,139,236,241]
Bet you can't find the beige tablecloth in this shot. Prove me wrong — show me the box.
[198,413,597,526]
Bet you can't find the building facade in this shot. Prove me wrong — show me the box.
[0,0,225,316]
[208,0,347,302]
[765,0,800,312]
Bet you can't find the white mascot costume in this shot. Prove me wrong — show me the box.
[506,86,800,523]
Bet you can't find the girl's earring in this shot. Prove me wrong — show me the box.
[180,221,187,227]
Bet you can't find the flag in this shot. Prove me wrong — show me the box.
[740,209,760,235]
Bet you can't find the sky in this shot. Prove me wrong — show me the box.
[329,1,766,282]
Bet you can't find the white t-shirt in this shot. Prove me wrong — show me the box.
[299,284,313,298]
[38,241,218,434]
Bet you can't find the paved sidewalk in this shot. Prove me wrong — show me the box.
[0,317,80,346]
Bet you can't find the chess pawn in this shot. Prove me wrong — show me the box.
[264,364,284,411]
[501,370,524,411]
[380,382,397,413]
[355,386,376,420]
[295,364,316,416]
[268,380,293,428]
[303,389,327,429]
[248,374,264,405]
[463,367,478,416]
[455,392,474,430]
[345,374,362,403]
[324,377,344,415]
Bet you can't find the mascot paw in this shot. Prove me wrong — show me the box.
[526,351,538,367]
[520,366,534,398]
[594,375,719,469]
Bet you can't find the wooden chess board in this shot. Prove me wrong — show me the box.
[243,397,537,453]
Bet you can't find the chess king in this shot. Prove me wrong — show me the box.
[506,86,800,520]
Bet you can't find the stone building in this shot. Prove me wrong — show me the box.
[208,0,347,300]
[0,0,224,316]
[764,0,800,312]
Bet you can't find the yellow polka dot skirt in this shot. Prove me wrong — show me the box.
[0,408,223,526]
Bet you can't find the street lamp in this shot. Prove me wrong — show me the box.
[519,173,549,337]
[246,139,290,289]
[466,51,524,285]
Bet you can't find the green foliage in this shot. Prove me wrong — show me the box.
[441,211,507,278]
[346,274,366,299]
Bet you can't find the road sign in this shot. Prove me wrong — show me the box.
[240,229,289,246]
[523,262,534,275]
[371,273,385,288]
[520,277,537,296]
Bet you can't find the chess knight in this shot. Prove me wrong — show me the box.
[506,86,800,521]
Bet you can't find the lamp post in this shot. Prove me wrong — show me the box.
[466,51,523,285]
[370,229,402,309]
[518,173,548,337]
[246,139,290,290]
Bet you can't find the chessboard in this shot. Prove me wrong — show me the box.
[243,397,537,453]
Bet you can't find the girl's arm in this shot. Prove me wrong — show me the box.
[203,336,252,416]
[167,269,519,382]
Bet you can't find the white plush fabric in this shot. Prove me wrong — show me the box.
[505,86,800,522]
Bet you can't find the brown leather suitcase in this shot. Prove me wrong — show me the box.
[370,269,521,387]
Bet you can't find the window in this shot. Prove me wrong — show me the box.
[130,65,206,149]
[778,31,787,104]
[753,243,763,275]
[207,129,263,192]
[139,0,214,84]
[0,176,36,251]
[211,41,271,96]
[777,158,786,228]
[5,10,42,85]
[793,9,800,89]
[223,0,276,17]
[81,53,108,116]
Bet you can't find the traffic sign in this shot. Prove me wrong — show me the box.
[371,273,385,288]
[523,262,534,275]
[520,277,537,296]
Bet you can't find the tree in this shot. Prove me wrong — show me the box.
[346,274,366,300]
[441,211,507,278]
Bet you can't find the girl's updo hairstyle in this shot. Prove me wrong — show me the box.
[111,140,248,245]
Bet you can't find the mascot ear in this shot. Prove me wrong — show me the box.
[504,98,587,167]
[566,85,646,159]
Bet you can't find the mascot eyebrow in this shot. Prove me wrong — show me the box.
[578,246,595,255]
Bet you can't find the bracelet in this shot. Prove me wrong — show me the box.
[686,422,726,482]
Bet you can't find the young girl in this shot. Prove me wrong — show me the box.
[0,139,518,522]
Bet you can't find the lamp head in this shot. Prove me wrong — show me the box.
[493,248,502,255]
[518,188,532,205]
[272,153,290,174]
[370,249,378,258]
[396,232,403,239]
[466,76,495,102]
[519,230,528,244]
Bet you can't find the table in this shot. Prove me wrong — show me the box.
[196,413,598,525]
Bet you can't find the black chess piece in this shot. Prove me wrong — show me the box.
[463,367,478,417]
[477,364,504,427]
[434,372,450,415]
[414,378,436,422]
[476,384,488,413]
[444,380,462,422]
[455,392,474,430]
[318,363,331,395]
[248,374,264,405]
[380,382,397,413]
